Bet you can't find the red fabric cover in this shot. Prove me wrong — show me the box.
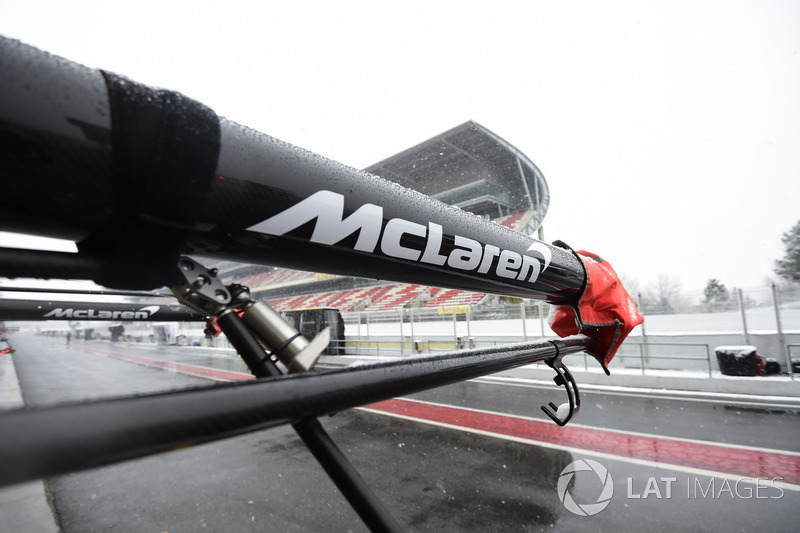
[549,250,644,373]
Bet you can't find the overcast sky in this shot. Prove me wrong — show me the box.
[1,0,798,296]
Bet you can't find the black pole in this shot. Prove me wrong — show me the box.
[294,417,403,533]
[0,36,586,303]
[216,311,281,378]
[216,311,403,532]
[0,298,204,322]
[0,248,102,281]
[0,336,589,488]
[0,285,172,299]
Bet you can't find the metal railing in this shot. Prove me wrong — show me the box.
[611,342,713,377]
[79,291,798,380]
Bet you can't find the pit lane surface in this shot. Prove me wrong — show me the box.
[5,334,800,532]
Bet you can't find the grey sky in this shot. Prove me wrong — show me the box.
[1,0,798,294]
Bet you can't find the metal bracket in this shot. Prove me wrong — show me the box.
[541,355,581,426]
[169,256,327,373]
[170,257,237,316]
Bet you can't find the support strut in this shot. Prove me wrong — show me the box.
[216,311,402,532]
[173,257,402,532]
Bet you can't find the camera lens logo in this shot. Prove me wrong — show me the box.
[557,459,614,516]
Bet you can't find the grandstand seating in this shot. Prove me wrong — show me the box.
[425,288,485,308]
[267,286,384,312]
[265,284,485,313]
[265,296,292,311]
[425,288,460,307]
[364,285,393,305]
[229,270,274,290]
[273,293,308,310]
[327,286,384,311]
[234,268,316,289]
[494,210,527,231]
[363,284,425,310]
[267,269,316,286]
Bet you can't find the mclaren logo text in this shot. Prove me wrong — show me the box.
[246,190,552,283]
[42,305,161,320]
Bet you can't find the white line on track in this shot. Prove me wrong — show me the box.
[471,375,800,409]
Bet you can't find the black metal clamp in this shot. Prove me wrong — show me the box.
[541,350,581,427]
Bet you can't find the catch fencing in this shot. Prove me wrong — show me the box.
[74,284,800,380]
[339,284,800,380]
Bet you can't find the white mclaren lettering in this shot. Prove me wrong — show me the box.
[246,190,382,252]
[521,243,553,282]
[477,244,500,274]
[517,255,542,282]
[246,190,553,284]
[447,235,482,270]
[381,218,426,261]
[496,249,522,279]
[420,223,448,265]
[42,306,159,320]
[43,308,71,318]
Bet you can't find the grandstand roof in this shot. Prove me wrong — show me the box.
[365,121,549,232]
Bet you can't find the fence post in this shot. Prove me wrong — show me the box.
[399,308,405,357]
[639,343,646,375]
[638,292,649,365]
[538,300,545,337]
[365,313,371,356]
[520,302,528,341]
[452,307,458,349]
[771,284,791,380]
[705,344,712,378]
[737,288,750,345]
[356,312,361,356]
[409,307,415,354]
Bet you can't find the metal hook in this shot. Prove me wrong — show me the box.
[541,357,581,426]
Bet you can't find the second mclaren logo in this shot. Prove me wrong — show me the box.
[42,305,161,320]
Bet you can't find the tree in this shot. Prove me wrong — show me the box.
[644,273,684,314]
[703,278,729,310]
[618,272,640,300]
[775,219,800,282]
